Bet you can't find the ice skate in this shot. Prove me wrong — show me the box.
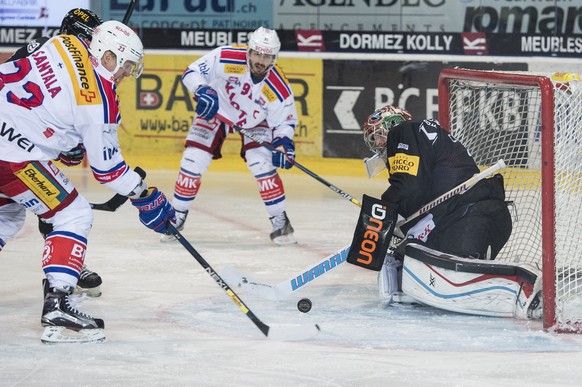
[160,210,188,242]
[41,281,105,344]
[527,291,543,319]
[269,211,297,245]
[74,265,103,297]
[378,254,416,304]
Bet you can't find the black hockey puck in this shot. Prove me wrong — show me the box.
[297,298,312,313]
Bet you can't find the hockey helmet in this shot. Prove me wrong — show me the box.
[363,104,412,154]
[248,27,281,57]
[90,20,144,78]
[60,8,103,42]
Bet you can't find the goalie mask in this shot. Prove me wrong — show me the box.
[247,27,280,78]
[90,20,144,78]
[363,105,412,155]
[60,8,103,42]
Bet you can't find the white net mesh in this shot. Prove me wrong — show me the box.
[443,70,582,330]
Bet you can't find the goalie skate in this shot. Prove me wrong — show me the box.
[41,282,105,344]
[160,210,188,242]
[74,265,103,297]
[378,254,417,304]
[270,211,297,245]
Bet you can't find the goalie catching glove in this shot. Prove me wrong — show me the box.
[194,85,219,120]
[272,137,295,169]
[131,187,176,233]
[347,194,398,271]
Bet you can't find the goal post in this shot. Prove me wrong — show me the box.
[438,68,582,332]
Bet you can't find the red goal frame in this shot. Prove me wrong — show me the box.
[437,68,565,331]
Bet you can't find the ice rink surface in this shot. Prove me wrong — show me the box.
[2,166,582,386]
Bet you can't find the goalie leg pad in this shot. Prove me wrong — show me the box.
[347,195,398,271]
[401,243,542,318]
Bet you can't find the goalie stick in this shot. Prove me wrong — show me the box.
[219,160,507,301]
[215,114,362,207]
[395,159,507,229]
[90,166,146,212]
[167,224,321,340]
[221,245,351,301]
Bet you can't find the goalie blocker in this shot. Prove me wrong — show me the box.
[401,243,542,319]
[347,195,397,271]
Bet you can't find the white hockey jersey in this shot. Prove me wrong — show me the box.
[182,45,298,139]
[0,35,141,196]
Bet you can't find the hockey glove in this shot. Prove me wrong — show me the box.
[194,85,219,121]
[272,137,295,169]
[58,143,86,166]
[131,187,176,233]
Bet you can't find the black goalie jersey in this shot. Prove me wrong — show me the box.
[381,118,511,259]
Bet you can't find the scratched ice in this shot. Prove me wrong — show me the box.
[2,167,582,386]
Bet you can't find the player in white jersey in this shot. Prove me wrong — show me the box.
[163,27,299,245]
[8,7,105,297]
[0,20,176,343]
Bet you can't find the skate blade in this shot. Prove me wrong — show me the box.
[41,326,106,344]
[74,286,102,298]
[272,234,297,246]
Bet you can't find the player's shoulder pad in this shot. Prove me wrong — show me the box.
[53,35,118,122]
[263,64,293,102]
[219,45,247,75]
[219,45,247,65]
[27,36,49,54]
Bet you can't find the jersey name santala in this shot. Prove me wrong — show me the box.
[28,51,61,98]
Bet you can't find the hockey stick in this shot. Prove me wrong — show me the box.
[90,166,146,212]
[222,244,351,301]
[395,159,506,229]
[215,114,362,207]
[219,160,507,301]
[167,224,321,340]
[122,0,137,24]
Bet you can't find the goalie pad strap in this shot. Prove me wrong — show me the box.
[347,194,397,271]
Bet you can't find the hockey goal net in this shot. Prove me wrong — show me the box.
[438,68,582,332]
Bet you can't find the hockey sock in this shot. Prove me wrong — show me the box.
[42,231,86,288]
[256,170,286,216]
[172,168,201,212]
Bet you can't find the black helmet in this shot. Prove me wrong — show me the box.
[60,8,103,42]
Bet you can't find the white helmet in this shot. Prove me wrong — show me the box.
[248,27,280,56]
[90,20,144,78]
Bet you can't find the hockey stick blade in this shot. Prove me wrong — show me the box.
[221,266,280,301]
[90,166,146,212]
[168,224,320,340]
[222,245,350,301]
[266,324,321,341]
